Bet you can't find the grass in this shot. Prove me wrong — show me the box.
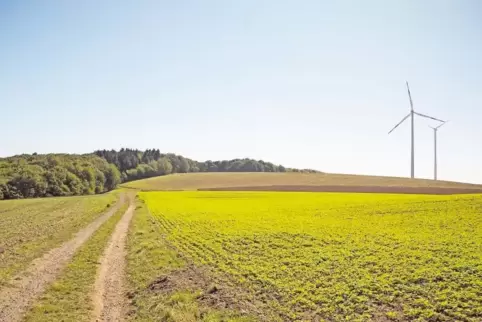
[121,172,482,191]
[140,191,482,321]
[0,191,119,283]
[24,203,128,322]
[126,196,255,321]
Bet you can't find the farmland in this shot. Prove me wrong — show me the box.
[138,191,482,321]
[1,176,481,321]
[25,204,128,322]
[0,192,119,283]
[126,197,254,321]
[122,172,482,194]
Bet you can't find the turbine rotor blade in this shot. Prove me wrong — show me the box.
[388,113,411,134]
[406,81,414,111]
[414,112,445,123]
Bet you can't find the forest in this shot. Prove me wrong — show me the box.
[0,149,318,199]
[0,154,120,200]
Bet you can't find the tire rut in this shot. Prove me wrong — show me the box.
[92,195,135,322]
[0,193,126,322]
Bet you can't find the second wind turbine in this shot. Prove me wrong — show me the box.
[429,121,448,181]
[388,82,445,179]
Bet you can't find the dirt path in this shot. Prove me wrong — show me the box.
[0,193,126,322]
[92,196,135,322]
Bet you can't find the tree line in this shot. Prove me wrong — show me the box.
[0,149,318,200]
[94,149,318,182]
[0,154,120,200]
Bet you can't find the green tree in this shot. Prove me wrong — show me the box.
[157,157,173,175]
[78,167,96,194]
[95,169,106,193]
[7,173,47,198]
[126,168,138,181]
[179,157,190,173]
[104,164,121,190]
[65,172,83,195]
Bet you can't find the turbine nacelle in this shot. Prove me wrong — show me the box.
[429,120,448,131]
[388,111,445,134]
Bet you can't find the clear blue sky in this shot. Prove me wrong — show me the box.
[1,1,481,183]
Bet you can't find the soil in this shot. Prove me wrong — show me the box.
[92,195,135,322]
[0,193,126,322]
[200,185,482,195]
[147,265,277,321]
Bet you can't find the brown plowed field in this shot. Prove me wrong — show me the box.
[199,185,482,195]
[123,172,482,194]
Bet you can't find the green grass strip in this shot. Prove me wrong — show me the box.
[24,204,129,322]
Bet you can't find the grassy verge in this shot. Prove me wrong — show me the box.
[0,191,119,283]
[126,197,254,321]
[24,203,128,322]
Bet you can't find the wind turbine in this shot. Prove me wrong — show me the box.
[388,82,445,178]
[429,121,448,180]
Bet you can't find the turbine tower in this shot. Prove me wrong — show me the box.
[429,121,447,181]
[388,82,445,179]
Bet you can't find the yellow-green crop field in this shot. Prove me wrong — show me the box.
[141,191,482,321]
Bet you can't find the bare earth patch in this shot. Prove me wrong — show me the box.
[147,265,278,321]
[93,195,135,322]
[0,193,126,322]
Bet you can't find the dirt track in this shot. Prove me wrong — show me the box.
[199,185,482,195]
[92,196,134,322]
[0,193,125,322]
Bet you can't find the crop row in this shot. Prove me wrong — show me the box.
[142,191,482,321]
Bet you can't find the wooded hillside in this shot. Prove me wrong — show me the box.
[0,149,316,199]
[94,149,317,183]
[0,154,120,199]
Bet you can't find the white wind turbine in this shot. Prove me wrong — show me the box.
[388,82,445,178]
[429,121,448,181]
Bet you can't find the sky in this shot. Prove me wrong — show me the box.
[1,1,481,183]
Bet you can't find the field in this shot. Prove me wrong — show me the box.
[25,204,128,322]
[126,197,253,321]
[122,172,482,194]
[0,192,118,283]
[1,174,481,322]
[137,191,482,321]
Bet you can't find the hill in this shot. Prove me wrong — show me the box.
[2,149,480,199]
[122,172,482,194]
[0,149,312,199]
[94,149,317,183]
